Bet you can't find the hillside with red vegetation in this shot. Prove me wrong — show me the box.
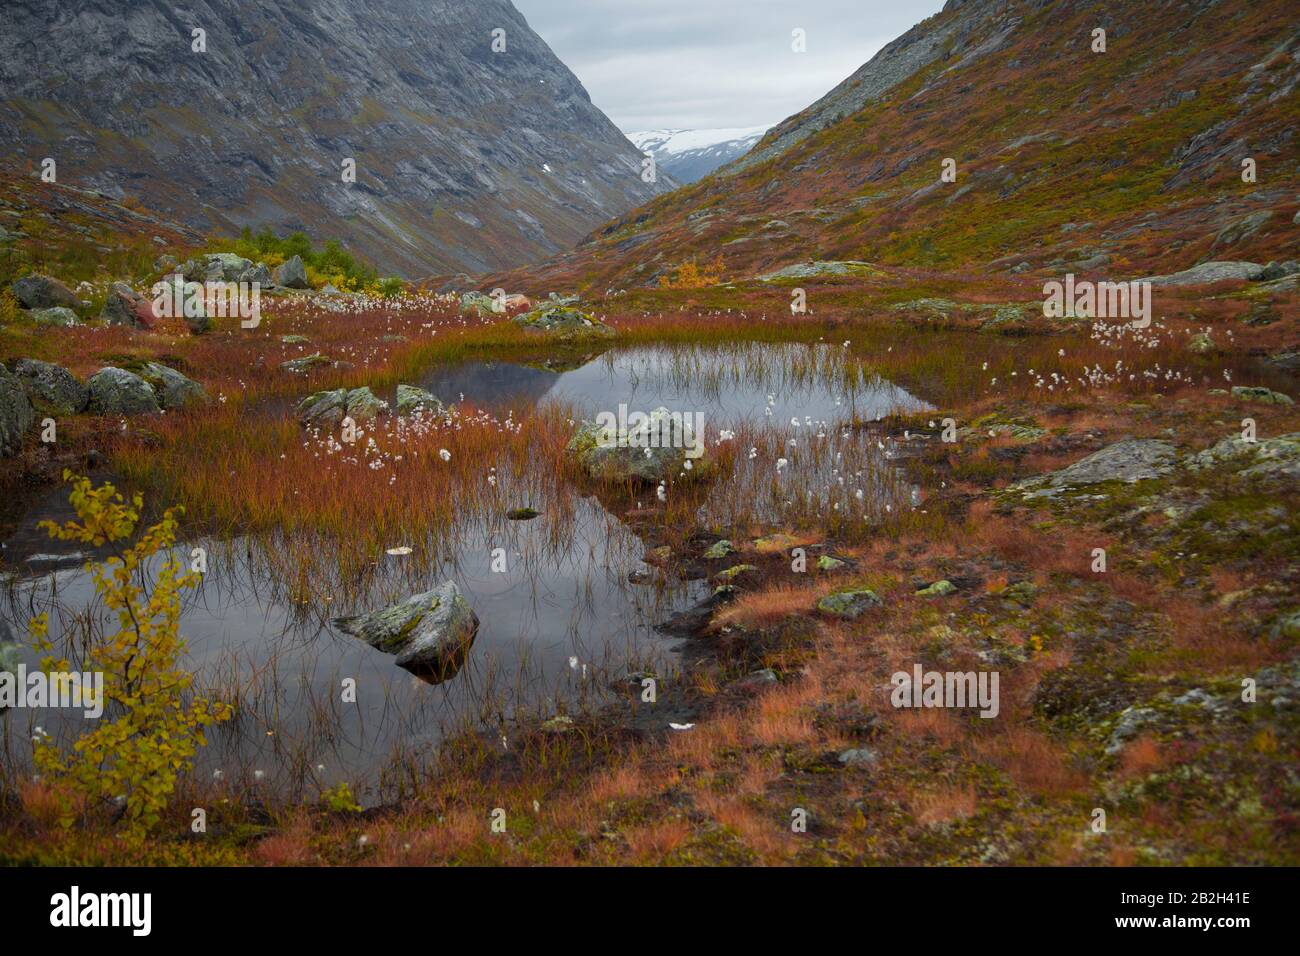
[491,0,1299,295]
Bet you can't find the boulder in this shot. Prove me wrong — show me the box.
[1258,260,1300,282]
[101,282,157,328]
[1020,439,1177,492]
[12,274,80,311]
[394,383,444,417]
[0,364,36,456]
[28,307,81,327]
[566,407,708,484]
[86,367,159,416]
[238,262,273,286]
[138,363,207,410]
[273,255,309,289]
[1231,385,1293,405]
[816,588,882,619]
[332,581,479,679]
[280,352,331,373]
[183,253,252,282]
[10,359,88,415]
[514,306,615,341]
[1145,261,1264,286]
[458,291,498,316]
[296,386,384,427]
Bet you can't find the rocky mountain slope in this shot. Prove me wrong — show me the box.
[627,127,770,183]
[500,0,1299,293]
[0,0,670,277]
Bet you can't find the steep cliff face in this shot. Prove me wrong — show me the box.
[0,0,670,276]
[500,0,1299,293]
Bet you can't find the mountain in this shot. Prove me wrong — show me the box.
[0,0,671,278]
[502,0,1299,293]
[627,127,770,183]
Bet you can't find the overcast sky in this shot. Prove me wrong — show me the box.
[512,0,947,133]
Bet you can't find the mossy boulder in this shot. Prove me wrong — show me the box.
[86,367,159,416]
[29,306,81,327]
[1231,385,1292,405]
[816,588,882,619]
[10,359,88,416]
[917,579,957,598]
[280,352,331,373]
[332,581,479,680]
[515,306,615,341]
[297,387,385,427]
[567,407,709,484]
[0,364,36,456]
[703,539,736,559]
[394,383,445,417]
[138,362,207,410]
[459,291,499,316]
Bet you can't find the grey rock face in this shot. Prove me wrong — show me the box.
[333,581,479,679]
[273,255,309,290]
[12,274,81,310]
[0,0,670,277]
[1021,439,1177,492]
[11,359,89,415]
[86,367,160,416]
[0,364,36,456]
[1145,261,1264,286]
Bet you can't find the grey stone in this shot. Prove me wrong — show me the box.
[10,359,88,415]
[138,363,207,410]
[12,274,80,311]
[273,255,309,289]
[1145,261,1264,286]
[86,367,159,416]
[0,364,36,456]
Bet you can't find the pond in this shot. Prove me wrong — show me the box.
[0,342,928,803]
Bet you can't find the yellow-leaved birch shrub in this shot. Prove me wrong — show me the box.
[29,472,233,844]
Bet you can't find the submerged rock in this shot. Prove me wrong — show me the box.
[816,588,882,619]
[86,367,159,416]
[0,364,36,456]
[10,359,88,415]
[506,507,540,520]
[514,306,615,341]
[567,407,709,484]
[332,581,479,680]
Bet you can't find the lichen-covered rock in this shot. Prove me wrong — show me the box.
[759,260,877,281]
[238,262,273,286]
[515,306,615,341]
[1231,385,1292,405]
[138,363,207,410]
[816,554,847,571]
[296,386,385,427]
[273,255,309,289]
[713,564,758,584]
[12,273,81,310]
[10,359,88,415]
[703,539,735,559]
[1184,432,1300,481]
[1016,439,1177,495]
[458,291,499,316]
[0,364,36,456]
[917,579,957,597]
[280,352,331,373]
[394,383,444,417]
[567,407,708,484]
[1144,261,1263,286]
[183,253,253,283]
[29,306,81,327]
[332,581,479,680]
[816,588,882,619]
[86,367,159,416]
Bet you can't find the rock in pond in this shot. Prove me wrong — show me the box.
[86,367,159,416]
[10,359,88,415]
[567,406,709,484]
[332,581,479,680]
[514,306,615,341]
